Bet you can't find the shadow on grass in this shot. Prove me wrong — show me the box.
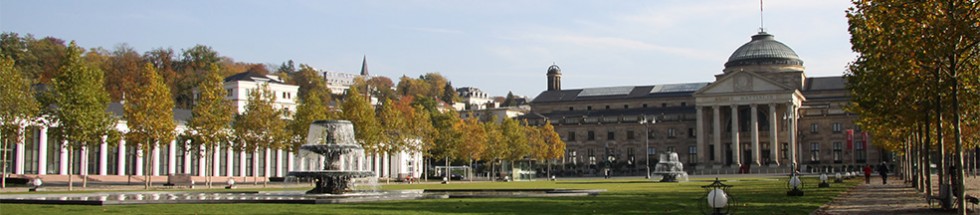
[556,181,659,185]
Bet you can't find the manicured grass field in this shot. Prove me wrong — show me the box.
[0,177,858,214]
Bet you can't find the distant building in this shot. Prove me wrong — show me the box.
[221,71,299,115]
[456,87,497,110]
[322,56,371,95]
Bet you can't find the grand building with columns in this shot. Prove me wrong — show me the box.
[526,31,887,175]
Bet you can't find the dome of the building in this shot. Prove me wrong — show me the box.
[547,64,561,75]
[724,32,803,68]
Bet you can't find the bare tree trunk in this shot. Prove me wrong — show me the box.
[0,132,12,190]
[1,136,9,190]
[68,144,73,191]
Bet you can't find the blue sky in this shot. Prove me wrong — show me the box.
[1,0,855,98]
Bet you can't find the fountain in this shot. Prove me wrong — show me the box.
[288,120,375,194]
[652,152,689,182]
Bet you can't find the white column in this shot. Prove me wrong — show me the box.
[199,145,206,177]
[183,142,191,174]
[14,128,25,174]
[264,148,271,177]
[151,144,160,176]
[696,106,705,163]
[168,140,176,175]
[80,145,89,175]
[37,127,48,175]
[117,138,126,176]
[239,151,246,177]
[750,104,760,166]
[287,152,295,172]
[252,151,259,177]
[59,140,68,175]
[226,147,234,177]
[731,105,741,167]
[712,106,722,166]
[298,154,307,171]
[99,136,108,175]
[276,149,283,177]
[213,145,221,177]
[769,104,780,166]
[787,103,798,169]
[135,143,143,176]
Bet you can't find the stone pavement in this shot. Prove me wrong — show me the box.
[812,176,971,215]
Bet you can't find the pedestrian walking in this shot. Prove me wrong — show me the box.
[876,162,889,184]
[863,164,872,184]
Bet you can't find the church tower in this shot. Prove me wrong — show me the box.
[547,64,561,91]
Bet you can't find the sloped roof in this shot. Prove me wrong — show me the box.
[223,71,285,84]
[532,82,709,103]
[805,76,846,91]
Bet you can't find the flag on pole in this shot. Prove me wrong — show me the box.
[846,129,854,150]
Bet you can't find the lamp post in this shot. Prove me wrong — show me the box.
[787,173,804,196]
[700,177,736,215]
[819,173,830,188]
[640,115,656,179]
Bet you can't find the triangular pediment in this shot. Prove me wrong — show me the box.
[695,70,792,95]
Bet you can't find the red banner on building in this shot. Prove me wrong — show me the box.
[862,132,869,149]
[846,129,854,150]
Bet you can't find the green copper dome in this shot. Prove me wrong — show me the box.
[725,32,803,68]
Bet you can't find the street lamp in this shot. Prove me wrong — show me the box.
[639,115,657,179]
[787,173,804,196]
[819,173,830,188]
[29,178,42,192]
[700,177,736,215]
[226,178,235,189]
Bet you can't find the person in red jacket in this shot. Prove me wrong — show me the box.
[863,164,873,184]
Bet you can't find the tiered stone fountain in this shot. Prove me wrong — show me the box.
[652,152,689,182]
[288,120,374,194]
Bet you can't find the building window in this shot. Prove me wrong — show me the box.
[643,104,648,108]
[607,131,615,140]
[588,149,596,165]
[587,106,592,111]
[810,143,820,163]
[567,131,576,141]
[833,142,843,163]
[587,131,595,141]
[605,105,610,110]
[662,103,667,107]
[681,102,687,107]
[667,146,675,153]
[782,143,789,161]
[648,147,657,162]
[569,107,574,111]
[856,139,867,163]
[626,131,635,140]
[688,128,695,138]
[709,145,715,161]
[688,146,698,164]
[667,128,677,138]
[648,129,655,139]
[810,123,819,134]
[832,123,843,133]
[624,105,629,109]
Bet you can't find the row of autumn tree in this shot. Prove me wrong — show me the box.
[0,33,565,189]
[844,0,978,214]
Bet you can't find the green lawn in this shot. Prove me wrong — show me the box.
[0,177,857,214]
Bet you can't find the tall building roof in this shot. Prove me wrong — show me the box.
[223,71,285,84]
[360,55,369,76]
[532,82,709,103]
[725,32,803,68]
